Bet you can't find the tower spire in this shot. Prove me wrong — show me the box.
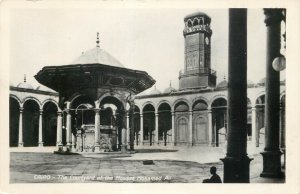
[24,74,26,82]
[96,32,100,47]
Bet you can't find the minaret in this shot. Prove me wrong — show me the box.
[179,11,216,90]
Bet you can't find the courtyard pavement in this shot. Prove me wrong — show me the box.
[9,146,285,183]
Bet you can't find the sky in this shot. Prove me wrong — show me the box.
[9,8,286,93]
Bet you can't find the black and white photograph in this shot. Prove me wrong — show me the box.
[0,0,299,194]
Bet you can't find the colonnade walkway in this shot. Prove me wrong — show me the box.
[10,146,284,183]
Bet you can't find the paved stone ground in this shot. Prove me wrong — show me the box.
[10,148,285,183]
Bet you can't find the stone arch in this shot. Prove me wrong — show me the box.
[255,91,266,104]
[157,102,172,145]
[9,96,20,147]
[157,100,172,111]
[142,103,155,145]
[192,96,209,107]
[209,94,227,108]
[98,92,127,109]
[247,98,252,107]
[23,98,40,146]
[280,91,286,100]
[192,97,209,111]
[133,104,142,114]
[187,19,193,27]
[70,94,95,109]
[23,96,42,109]
[211,97,227,147]
[193,18,199,26]
[42,98,60,111]
[173,98,191,111]
[142,101,156,112]
[9,94,22,107]
[42,101,58,146]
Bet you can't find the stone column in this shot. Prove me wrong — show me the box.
[260,9,284,178]
[280,105,286,168]
[94,108,101,152]
[129,108,135,151]
[140,114,144,145]
[66,109,72,152]
[221,9,252,183]
[56,111,63,151]
[126,111,130,146]
[189,111,193,146]
[120,111,127,152]
[38,109,43,147]
[18,107,24,147]
[71,132,76,151]
[171,112,175,146]
[251,107,257,148]
[207,108,213,145]
[155,112,159,144]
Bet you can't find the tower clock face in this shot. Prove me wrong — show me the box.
[205,37,209,45]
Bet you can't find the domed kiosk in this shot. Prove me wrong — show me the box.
[35,33,155,153]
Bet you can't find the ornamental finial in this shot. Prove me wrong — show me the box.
[96,32,100,47]
[24,74,26,82]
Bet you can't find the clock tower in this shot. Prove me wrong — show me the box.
[179,11,216,90]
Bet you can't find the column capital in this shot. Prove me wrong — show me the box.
[19,107,24,112]
[94,108,101,114]
[39,109,43,114]
[264,9,285,26]
[171,112,175,116]
[140,114,143,117]
[65,109,70,114]
[155,113,159,117]
[251,107,256,111]
[189,111,193,115]
[207,108,212,113]
[57,111,62,116]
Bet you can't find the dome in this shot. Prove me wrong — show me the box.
[17,82,34,89]
[70,47,124,68]
[163,81,176,93]
[247,80,254,85]
[17,77,34,89]
[149,86,161,95]
[164,86,176,94]
[257,77,266,85]
[216,80,228,89]
[184,11,211,21]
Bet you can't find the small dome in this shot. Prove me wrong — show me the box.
[17,76,34,89]
[257,77,266,85]
[184,11,211,22]
[247,80,254,85]
[149,86,161,95]
[71,47,124,68]
[17,82,33,89]
[164,86,176,94]
[164,81,176,93]
[216,80,228,88]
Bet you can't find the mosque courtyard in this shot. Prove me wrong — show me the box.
[9,147,284,183]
